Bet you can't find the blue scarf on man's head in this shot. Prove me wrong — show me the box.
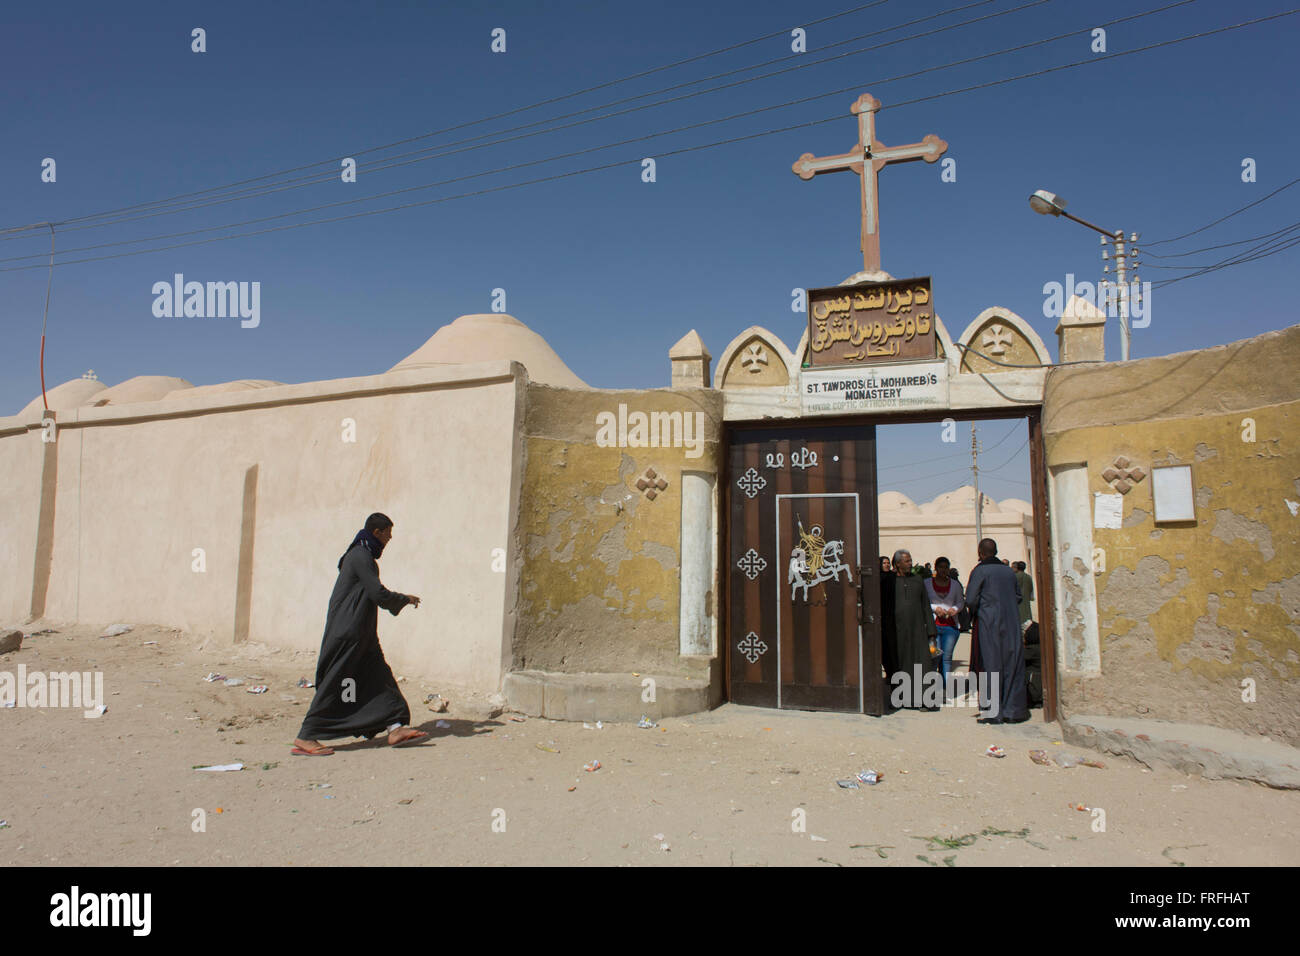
[339,528,385,569]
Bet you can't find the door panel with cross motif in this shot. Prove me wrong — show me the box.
[726,426,883,714]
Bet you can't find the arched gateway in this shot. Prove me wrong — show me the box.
[706,268,1061,717]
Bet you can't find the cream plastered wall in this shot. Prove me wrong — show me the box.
[877,512,1035,581]
[1044,325,1300,742]
[0,424,48,623]
[6,362,526,693]
[515,384,723,675]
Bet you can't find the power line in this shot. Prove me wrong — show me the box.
[2,0,1042,239]
[1152,230,1300,287]
[3,9,1289,273]
[3,0,1114,264]
[1142,219,1300,260]
[1144,176,1300,246]
[0,0,898,235]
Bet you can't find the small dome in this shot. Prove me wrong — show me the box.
[924,485,1001,514]
[390,313,587,388]
[84,375,192,407]
[878,491,921,513]
[999,497,1033,515]
[18,376,106,418]
[166,379,283,401]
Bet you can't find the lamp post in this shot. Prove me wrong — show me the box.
[1029,190,1138,361]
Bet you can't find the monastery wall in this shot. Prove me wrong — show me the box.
[877,511,1035,583]
[0,362,527,693]
[0,424,48,623]
[1043,325,1300,744]
[514,384,723,677]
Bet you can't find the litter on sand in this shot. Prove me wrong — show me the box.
[193,763,243,772]
[856,770,882,785]
[836,779,860,789]
[202,673,226,683]
[247,685,268,695]
[508,715,526,722]
[100,624,133,637]
[986,745,1007,758]
[142,641,159,645]
[1028,749,1052,766]
[810,835,828,842]
[1054,753,1107,770]
[297,678,316,689]
[424,693,448,713]
[535,743,559,753]
[435,719,451,729]
[637,715,658,729]
[583,760,601,772]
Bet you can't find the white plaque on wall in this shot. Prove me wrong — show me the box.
[801,360,948,414]
[1152,464,1195,523]
[1094,492,1122,530]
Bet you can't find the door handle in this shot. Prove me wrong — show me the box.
[855,565,874,624]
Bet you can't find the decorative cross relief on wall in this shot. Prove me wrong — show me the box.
[737,467,767,498]
[741,342,769,373]
[1101,455,1147,495]
[981,324,1013,356]
[737,548,767,580]
[636,468,669,500]
[737,631,768,664]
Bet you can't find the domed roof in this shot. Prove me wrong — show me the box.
[999,497,1033,515]
[390,313,587,388]
[84,375,192,407]
[18,376,106,418]
[165,379,283,401]
[922,485,1001,514]
[878,491,921,513]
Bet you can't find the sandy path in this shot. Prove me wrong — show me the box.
[1,622,1296,866]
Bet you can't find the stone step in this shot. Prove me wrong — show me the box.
[504,664,721,722]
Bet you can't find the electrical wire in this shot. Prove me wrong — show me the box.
[3,8,1289,272]
[1144,176,1300,246]
[0,0,899,234]
[2,0,1047,239]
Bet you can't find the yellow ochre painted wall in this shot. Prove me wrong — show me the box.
[1044,325,1300,743]
[514,385,722,675]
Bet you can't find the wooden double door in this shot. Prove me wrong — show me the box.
[726,425,883,714]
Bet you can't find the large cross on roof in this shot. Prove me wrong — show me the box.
[792,93,948,274]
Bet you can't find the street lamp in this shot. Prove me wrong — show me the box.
[1029,189,1136,361]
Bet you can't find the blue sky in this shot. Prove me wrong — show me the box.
[3,0,1296,504]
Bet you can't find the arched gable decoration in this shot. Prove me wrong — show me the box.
[955,307,1052,373]
[714,326,797,389]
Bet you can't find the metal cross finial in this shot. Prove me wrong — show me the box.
[792,93,948,273]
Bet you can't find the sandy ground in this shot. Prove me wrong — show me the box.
[1,621,1297,867]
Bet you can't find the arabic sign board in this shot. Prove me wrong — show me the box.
[806,276,936,367]
[801,360,949,415]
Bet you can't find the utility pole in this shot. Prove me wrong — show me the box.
[1101,230,1141,362]
[971,423,982,541]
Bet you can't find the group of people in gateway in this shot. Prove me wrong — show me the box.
[878,539,1039,723]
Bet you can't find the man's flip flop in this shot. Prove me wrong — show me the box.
[390,731,429,747]
[291,745,335,756]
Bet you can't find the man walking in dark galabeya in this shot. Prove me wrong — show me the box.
[292,513,427,756]
[964,537,1029,724]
